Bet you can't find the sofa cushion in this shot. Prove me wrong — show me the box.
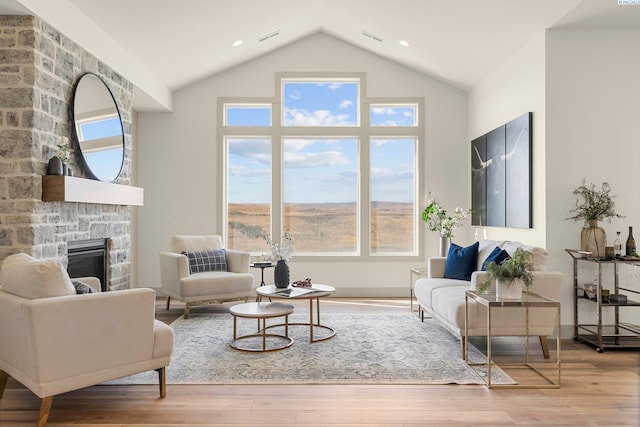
[444,241,479,281]
[173,235,224,253]
[182,249,227,273]
[0,253,76,299]
[502,241,548,271]
[481,247,510,271]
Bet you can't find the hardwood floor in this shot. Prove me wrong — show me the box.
[1,297,638,426]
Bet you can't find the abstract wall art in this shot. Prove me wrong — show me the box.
[471,112,532,229]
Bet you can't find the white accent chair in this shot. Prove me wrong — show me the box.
[0,253,174,427]
[159,234,255,319]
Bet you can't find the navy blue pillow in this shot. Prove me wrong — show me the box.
[444,241,479,281]
[481,247,511,271]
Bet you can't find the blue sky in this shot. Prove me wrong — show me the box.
[227,82,415,204]
[78,117,124,182]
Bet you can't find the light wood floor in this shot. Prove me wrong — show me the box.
[1,297,639,426]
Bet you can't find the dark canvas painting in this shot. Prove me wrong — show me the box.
[470,112,532,229]
[505,112,532,228]
[471,135,487,226]
[486,126,506,227]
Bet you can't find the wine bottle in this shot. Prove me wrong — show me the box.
[614,232,622,257]
[626,226,636,257]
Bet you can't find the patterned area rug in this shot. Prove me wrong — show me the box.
[107,312,514,385]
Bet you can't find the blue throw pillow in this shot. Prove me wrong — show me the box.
[481,247,511,271]
[444,241,479,281]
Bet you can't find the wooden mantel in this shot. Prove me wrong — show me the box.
[42,175,144,206]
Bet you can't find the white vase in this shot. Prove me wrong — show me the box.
[496,278,523,300]
[439,236,451,257]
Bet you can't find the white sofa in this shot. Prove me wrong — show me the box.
[413,240,562,358]
[0,254,174,427]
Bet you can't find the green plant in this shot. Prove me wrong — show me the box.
[478,248,534,293]
[567,179,624,223]
[421,192,470,238]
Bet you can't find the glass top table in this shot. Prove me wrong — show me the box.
[464,290,561,388]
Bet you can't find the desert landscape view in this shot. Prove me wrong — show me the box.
[228,202,415,254]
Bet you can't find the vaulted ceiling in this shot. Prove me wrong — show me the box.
[2,0,639,111]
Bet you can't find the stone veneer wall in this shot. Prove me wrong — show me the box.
[0,15,133,290]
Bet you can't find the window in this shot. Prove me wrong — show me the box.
[220,74,422,258]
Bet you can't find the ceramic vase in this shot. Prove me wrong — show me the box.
[439,236,451,257]
[47,156,64,175]
[274,259,290,288]
[581,220,606,258]
[496,278,523,300]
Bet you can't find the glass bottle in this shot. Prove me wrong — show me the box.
[626,226,636,257]
[614,232,622,257]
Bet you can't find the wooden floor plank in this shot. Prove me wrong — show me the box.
[0,297,638,426]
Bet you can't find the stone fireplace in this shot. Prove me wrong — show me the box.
[0,15,135,290]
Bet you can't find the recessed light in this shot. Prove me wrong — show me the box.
[398,40,410,47]
[232,40,244,47]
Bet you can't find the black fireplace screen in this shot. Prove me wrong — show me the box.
[67,238,108,292]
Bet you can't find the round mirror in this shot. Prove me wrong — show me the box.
[71,73,125,182]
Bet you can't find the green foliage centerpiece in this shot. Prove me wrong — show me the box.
[479,248,533,299]
[421,192,470,256]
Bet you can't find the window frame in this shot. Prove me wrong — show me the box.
[218,73,424,262]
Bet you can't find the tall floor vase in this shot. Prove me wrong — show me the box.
[439,236,451,257]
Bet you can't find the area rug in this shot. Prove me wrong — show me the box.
[107,312,514,385]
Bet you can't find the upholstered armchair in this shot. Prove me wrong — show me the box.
[0,253,174,427]
[159,234,255,319]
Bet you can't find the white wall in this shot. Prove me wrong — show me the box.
[546,29,640,330]
[468,31,547,248]
[136,33,468,296]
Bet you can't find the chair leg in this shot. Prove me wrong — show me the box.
[183,303,191,319]
[156,367,167,398]
[539,336,550,359]
[460,336,466,359]
[165,296,171,310]
[37,396,54,427]
[0,370,8,398]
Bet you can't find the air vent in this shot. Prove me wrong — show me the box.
[258,30,280,43]
[361,30,383,43]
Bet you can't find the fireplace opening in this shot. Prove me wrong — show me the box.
[67,238,109,292]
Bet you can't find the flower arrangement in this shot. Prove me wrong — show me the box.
[56,136,72,163]
[421,193,470,238]
[478,248,534,293]
[567,179,624,224]
[263,232,293,262]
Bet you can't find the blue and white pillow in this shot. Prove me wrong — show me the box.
[182,249,227,273]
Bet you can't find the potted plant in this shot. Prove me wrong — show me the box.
[479,248,533,300]
[567,179,624,258]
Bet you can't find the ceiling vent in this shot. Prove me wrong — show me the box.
[361,30,383,43]
[258,30,280,43]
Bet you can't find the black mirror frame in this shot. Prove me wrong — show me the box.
[70,72,125,183]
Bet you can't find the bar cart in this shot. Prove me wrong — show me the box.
[566,249,640,352]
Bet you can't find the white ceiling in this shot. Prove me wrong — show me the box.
[2,0,640,111]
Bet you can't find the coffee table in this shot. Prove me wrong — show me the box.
[229,302,294,352]
[256,284,336,342]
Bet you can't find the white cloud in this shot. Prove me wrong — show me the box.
[339,99,353,109]
[289,90,301,100]
[371,167,414,182]
[228,164,270,178]
[371,107,397,116]
[284,150,351,168]
[283,108,354,126]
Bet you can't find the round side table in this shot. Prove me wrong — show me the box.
[229,302,294,352]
